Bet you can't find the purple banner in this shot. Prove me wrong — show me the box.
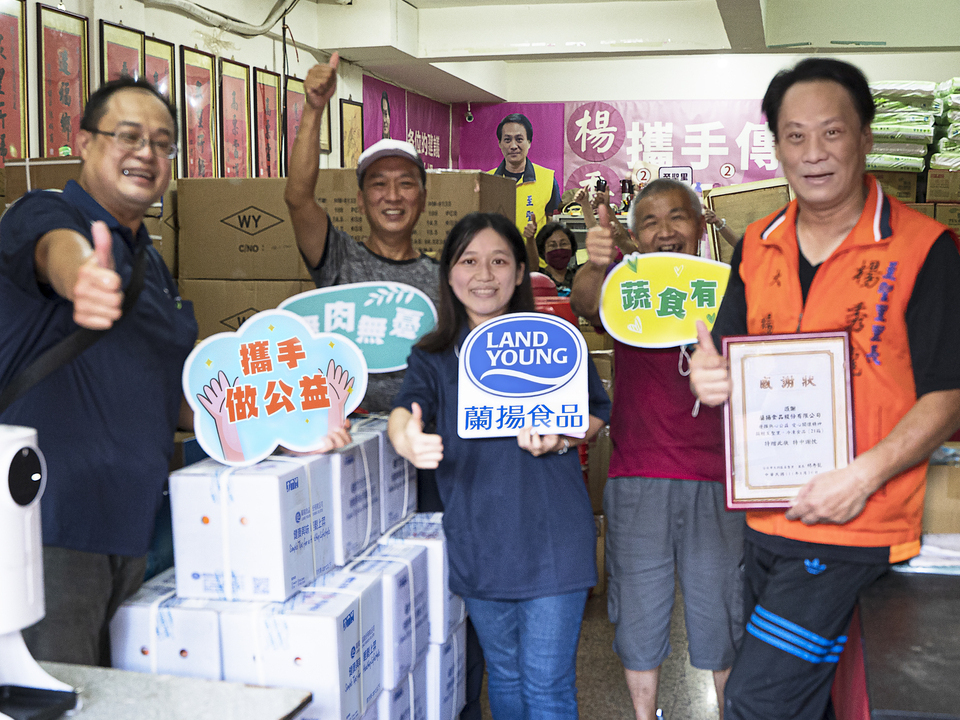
[456,102,565,181]
[363,76,407,146]
[405,92,449,170]
[457,99,782,207]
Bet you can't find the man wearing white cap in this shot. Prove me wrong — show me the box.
[285,53,439,413]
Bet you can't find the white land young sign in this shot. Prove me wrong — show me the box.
[457,313,589,439]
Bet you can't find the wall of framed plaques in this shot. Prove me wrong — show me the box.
[0,0,28,165]
[37,3,88,157]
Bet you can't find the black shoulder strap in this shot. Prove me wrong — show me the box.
[0,244,149,415]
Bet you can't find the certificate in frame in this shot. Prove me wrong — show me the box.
[180,46,217,178]
[37,4,89,157]
[340,98,363,169]
[0,0,28,165]
[219,58,251,178]
[253,67,280,177]
[100,21,143,83]
[723,331,854,510]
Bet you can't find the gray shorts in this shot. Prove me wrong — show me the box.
[604,476,745,672]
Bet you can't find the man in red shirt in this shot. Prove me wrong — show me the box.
[571,179,744,720]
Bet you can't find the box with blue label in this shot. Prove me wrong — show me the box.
[349,543,430,689]
[328,433,383,565]
[219,590,365,720]
[109,568,226,680]
[378,659,427,720]
[308,568,384,711]
[169,457,323,602]
[353,416,418,532]
[426,620,467,720]
[380,515,466,644]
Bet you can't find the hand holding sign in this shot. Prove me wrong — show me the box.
[517,428,565,457]
[689,319,731,407]
[73,221,123,330]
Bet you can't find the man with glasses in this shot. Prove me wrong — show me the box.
[0,77,198,665]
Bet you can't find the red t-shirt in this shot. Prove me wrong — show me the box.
[608,341,725,482]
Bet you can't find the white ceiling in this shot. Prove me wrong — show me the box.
[314,0,960,102]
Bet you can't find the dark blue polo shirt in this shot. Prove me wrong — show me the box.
[393,329,611,600]
[0,180,198,556]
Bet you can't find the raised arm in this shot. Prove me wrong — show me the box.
[284,53,339,269]
[35,220,122,330]
[570,204,618,325]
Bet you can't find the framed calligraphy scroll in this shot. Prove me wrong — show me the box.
[340,98,362,168]
[144,37,174,100]
[0,0,28,165]
[180,46,216,178]
[99,21,143,84]
[37,4,88,157]
[219,58,251,178]
[253,67,280,177]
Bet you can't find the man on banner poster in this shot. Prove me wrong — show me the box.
[690,58,960,719]
[489,112,562,271]
[570,179,744,720]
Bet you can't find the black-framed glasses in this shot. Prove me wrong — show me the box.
[89,128,178,159]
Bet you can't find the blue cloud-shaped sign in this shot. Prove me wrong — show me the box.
[182,309,368,466]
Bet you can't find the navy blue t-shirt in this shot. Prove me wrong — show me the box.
[0,181,198,556]
[393,330,611,600]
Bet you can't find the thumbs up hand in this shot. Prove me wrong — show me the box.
[689,320,731,407]
[304,53,339,110]
[585,203,619,267]
[400,402,444,469]
[72,221,123,330]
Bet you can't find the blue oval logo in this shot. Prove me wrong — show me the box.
[295,511,301,523]
[463,314,582,398]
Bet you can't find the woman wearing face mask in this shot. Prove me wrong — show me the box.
[535,222,578,296]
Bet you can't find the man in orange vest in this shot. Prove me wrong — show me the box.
[690,57,960,719]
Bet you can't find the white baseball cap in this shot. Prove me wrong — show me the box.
[356,139,426,187]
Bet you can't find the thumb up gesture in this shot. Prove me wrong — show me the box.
[585,203,619,267]
[72,221,123,330]
[390,402,445,469]
[689,320,731,406]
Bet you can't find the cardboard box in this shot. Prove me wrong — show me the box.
[169,457,322,602]
[178,177,312,281]
[348,544,431,689]
[905,202,936,219]
[579,318,614,351]
[308,569,384,710]
[415,171,515,255]
[587,427,612,514]
[381,515,466,644]
[426,620,467,720]
[179,278,313,340]
[378,660,427,720]
[219,590,364,720]
[934,203,960,235]
[4,156,83,202]
[110,568,227,680]
[925,169,960,202]
[872,170,918,203]
[594,514,607,595]
[590,349,614,403]
[144,182,178,277]
[923,463,960,534]
[353,416,418,533]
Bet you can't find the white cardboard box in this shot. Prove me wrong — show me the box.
[169,458,318,601]
[110,568,225,680]
[308,568,384,710]
[272,453,337,577]
[351,544,430,689]
[328,434,383,565]
[353,417,417,532]
[378,659,427,720]
[426,621,467,720]
[381,516,466,644]
[220,590,363,720]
